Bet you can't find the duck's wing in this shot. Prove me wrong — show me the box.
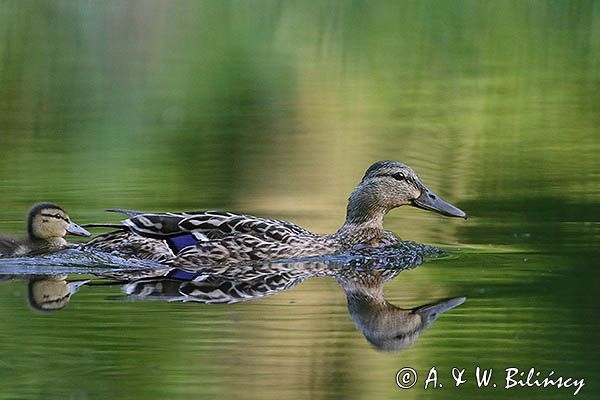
[84,230,175,262]
[85,210,320,262]
[122,210,313,241]
[167,234,294,267]
[168,232,339,268]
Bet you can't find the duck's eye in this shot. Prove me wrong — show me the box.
[392,172,405,181]
[53,213,62,219]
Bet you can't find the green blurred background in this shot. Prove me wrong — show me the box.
[0,1,598,399]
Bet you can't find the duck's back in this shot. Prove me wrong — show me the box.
[85,210,342,265]
[124,210,312,241]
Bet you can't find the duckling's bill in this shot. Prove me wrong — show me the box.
[66,221,91,237]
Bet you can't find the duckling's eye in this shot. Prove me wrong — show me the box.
[53,213,63,220]
[392,172,405,181]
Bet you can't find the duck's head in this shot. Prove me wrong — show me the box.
[27,203,91,241]
[349,296,466,352]
[345,161,466,223]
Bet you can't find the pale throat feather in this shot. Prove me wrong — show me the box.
[334,184,390,245]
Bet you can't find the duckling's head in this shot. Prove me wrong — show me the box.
[27,203,91,241]
[346,161,466,223]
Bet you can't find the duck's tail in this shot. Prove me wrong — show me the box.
[105,209,147,217]
[81,209,147,229]
[80,223,126,229]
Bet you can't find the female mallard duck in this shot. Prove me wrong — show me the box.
[84,161,466,265]
[0,203,91,257]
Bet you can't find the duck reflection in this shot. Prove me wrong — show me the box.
[337,269,465,351]
[114,261,329,303]
[103,260,465,352]
[1,243,464,350]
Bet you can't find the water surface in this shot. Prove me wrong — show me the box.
[0,1,598,399]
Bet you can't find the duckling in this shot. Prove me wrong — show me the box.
[0,203,91,257]
[84,161,466,265]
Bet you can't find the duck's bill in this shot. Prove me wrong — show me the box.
[412,188,467,219]
[66,221,92,237]
[414,297,466,325]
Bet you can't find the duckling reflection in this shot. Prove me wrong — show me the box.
[0,273,89,312]
[105,259,464,351]
[28,276,89,312]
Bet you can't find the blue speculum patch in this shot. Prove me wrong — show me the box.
[167,234,199,254]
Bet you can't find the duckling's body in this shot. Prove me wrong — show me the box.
[0,203,90,257]
[84,161,466,265]
[0,236,61,257]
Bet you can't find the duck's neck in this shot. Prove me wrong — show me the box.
[337,271,386,303]
[334,184,389,245]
